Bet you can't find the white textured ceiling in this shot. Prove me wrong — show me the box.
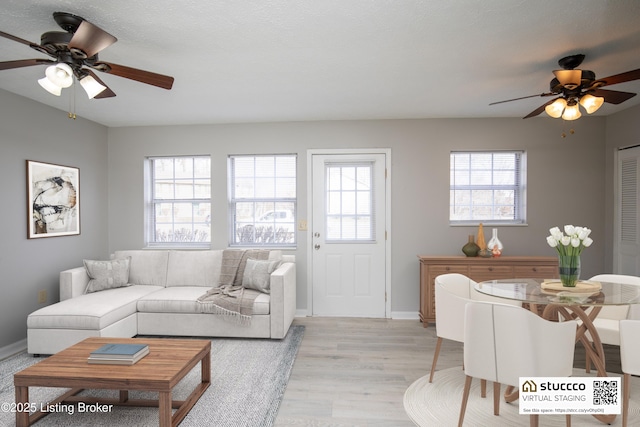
[1,0,640,127]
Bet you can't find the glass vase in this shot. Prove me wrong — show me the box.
[487,228,503,257]
[558,254,581,287]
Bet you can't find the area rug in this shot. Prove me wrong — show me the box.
[0,325,304,427]
[404,366,640,426]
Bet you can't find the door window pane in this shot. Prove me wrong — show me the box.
[325,162,375,241]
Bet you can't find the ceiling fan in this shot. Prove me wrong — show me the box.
[0,11,174,100]
[490,54,640,120]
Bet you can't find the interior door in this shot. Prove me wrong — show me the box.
[310,152,387,317]
[616,145,640,275]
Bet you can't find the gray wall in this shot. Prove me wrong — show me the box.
[0,89,109,352]
[3,85,630,352]
[107,116,607,315]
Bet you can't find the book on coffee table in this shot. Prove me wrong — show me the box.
[88,343,149,365]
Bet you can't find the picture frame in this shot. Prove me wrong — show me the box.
[26,160,80,238]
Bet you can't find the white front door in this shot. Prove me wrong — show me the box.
[615,145,640,275]
[310,151,388,317]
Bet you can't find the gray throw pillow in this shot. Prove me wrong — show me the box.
[242,258,281,294]
[84,257,131,293]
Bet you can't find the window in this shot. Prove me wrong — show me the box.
[450,151,526,224]
[229,154,296,246]
[325,162,375,241]
[146,156,211,246]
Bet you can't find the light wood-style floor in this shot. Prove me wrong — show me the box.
[275,317,458,426]
[275,317,624,426]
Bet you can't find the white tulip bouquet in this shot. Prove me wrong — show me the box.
[546,225,593,287]
[546,225,594,256]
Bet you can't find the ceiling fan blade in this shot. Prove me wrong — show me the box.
[598,68,640,87]
[591,88,636,105]
[69,20,117,58]
[523,97,561,119]
[0,58,54,71]
[95,61,174,90]
[0,30,50,55]
[489,92,554,106]
[0,30,38,47]
[85,69,116,99]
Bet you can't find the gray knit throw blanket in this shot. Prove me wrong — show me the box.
[197,249,269,324]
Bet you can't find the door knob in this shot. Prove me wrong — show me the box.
[314,232,320,238]
[314,244,321,250]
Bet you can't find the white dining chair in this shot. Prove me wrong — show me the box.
[430,273,521,383]
[459,301,576,427]
[620,319,640,427]
[430,273,474,383]
[584,274,640,371]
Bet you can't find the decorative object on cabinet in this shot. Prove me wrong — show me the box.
[478,249,492,258]
[487,228,503,257]
[546,225,593,287]
[416,255,559,327]
[476,223,491,257]
[461,235,480,257]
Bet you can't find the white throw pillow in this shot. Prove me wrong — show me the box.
[83,257,131,293]
[242,258,281,294]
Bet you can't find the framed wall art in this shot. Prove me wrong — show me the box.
[27,160,80,238]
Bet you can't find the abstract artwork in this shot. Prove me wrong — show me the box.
[27,160,80,238]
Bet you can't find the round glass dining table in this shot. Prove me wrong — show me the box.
[475,278,640,425]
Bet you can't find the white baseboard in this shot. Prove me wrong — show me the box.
[0,338,27,361]
[391,311,420,320]
[294,310,419,320]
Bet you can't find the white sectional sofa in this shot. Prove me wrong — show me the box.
[27,249,296,355]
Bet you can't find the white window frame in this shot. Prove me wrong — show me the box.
[228,154,297,247]
[450,150,527,225]
[144,155,211,248]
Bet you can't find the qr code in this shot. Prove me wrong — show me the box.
[593,380,618,405]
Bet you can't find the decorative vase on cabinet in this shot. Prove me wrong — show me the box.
[477,223,491,257]
[462,235,480,257]
[487,228,503,257]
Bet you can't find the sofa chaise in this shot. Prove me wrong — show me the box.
[27,249,296,355]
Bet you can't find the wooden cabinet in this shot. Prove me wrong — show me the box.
[417,256,558,327]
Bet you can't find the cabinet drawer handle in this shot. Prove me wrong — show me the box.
[446,267,451,271]
[532,267,538,272]
[488,267,493,271]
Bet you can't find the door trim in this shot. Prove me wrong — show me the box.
[306,148,392,317]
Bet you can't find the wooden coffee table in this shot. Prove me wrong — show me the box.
[14,337,211,427]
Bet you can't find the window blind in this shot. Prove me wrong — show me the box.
[450,151,526,224]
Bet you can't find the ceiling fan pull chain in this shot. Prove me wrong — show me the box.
[67,78,76,119]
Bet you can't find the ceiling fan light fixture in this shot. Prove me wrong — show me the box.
[579,94,605,114]
[562,103,582,121]
[44,63,73,88]
[553,69,582,89]
[79,75,107,99]
[545,98,567,118]
[37,76,62,96]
